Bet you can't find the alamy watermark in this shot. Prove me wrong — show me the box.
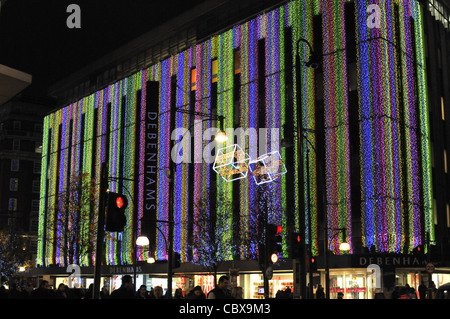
[367,264,382,290]
[66,264,81,288]
[168,122,281,165]
[367,4,381,29]
[66,4,81,29]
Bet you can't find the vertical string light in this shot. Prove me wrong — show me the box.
[238,18,259,259]
[37,115,50,266]
[323,0,352,254]
[174,51,189,262]
[411,0,434,247]
[216,29,234,260]
[296,0,318,256]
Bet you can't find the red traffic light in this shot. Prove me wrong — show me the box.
[116,196,125,209]
[270,253,279,263]
[296,234,301,243]
[276,225,282,234]
[105,192,128,232]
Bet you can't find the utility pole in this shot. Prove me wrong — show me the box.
[295,39,307,300]
[93,162,107,299]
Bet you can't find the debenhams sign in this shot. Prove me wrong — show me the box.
[355,255,428,268]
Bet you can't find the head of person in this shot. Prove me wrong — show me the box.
[40,280,50,289]
[153,286,163,298]
[217,276,230,291]
[193,286,203,296]
[138,285,147,294]
[121,275,133,289]
[231,286,243,298]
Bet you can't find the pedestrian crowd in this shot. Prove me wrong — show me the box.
[0,275,245,299]
[0,276,439,299]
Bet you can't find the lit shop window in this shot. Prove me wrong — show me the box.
[428,0,449,29]
[191,68,197,91]
[234,49,241,74]
[211,59,218,83]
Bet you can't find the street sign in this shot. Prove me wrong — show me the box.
[426,262,435,274]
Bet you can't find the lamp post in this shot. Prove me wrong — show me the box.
[147,106,227,298]
[294,37,319,299]
[324,227,350,299]
[136,220,172,296]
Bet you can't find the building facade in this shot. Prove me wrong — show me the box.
[35,0,449,298]
[0,96,53,266]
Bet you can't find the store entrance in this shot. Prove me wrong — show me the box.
[326,269,372,299]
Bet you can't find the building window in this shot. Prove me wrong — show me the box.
[34,123,43,133]
[11,159,19,171]
[444,149,448,173]
[33,161,41,174]
[12,139,20,151]
[31,200,40,213]
[9,178,18,191]
[32,180,40,193]
[30,239,37,251]
[234,49,241,74]
[30,218,39,233]
[13,121,21,130]
[191,68,197,91]
[447,204,450,228]
[9,198,17,211]
[211,59,218,83]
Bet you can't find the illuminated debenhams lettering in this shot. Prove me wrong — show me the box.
[109,266,142,274]
[144,111,158,214]
[358,256,427,267]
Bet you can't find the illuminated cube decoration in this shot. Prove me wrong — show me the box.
[37,0,433,268]
[213,144,251,182]
[249,151,287,185]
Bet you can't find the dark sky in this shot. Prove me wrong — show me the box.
[0,0,206,93]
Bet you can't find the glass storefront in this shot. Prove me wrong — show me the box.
[328,270,369,299]
[396,269,450,294]
[40,267,450,299]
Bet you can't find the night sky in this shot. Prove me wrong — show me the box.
[0,0,207,94]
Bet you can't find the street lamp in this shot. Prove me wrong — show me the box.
[281,128,317,300]
[214,130,228,143]
[136,218,173,294]
[339,241,351,252]
[136,235,150,247]
[293,37,321,299]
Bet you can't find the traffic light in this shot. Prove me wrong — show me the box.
[310,256,317,271]
[105,192,128,232]
[412,245,424,255]
[288,232,302,259]
[173,252,181,268]
[267,224,283,264]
